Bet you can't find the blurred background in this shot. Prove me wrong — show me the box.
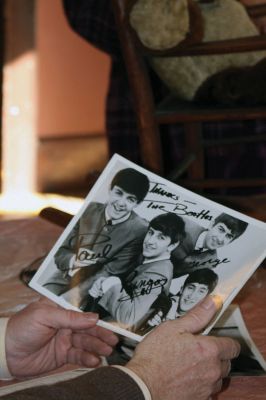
[0,0,110,216]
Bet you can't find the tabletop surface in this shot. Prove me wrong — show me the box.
[0,216,265,399]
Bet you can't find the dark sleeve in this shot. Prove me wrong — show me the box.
[149,291,173,317]
[54,219,80,271]
[62,0,121,56]
[0,367,145,400]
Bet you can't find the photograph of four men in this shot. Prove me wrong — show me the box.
[31,156,266,340]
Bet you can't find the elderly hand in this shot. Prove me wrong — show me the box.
[5,298,118,378]
[127,296,240,400]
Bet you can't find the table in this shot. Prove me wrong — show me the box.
[0,217,63,317]
[0,217,265,398]
[215,263,266,400]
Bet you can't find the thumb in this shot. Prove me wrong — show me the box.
[174,295,222,334]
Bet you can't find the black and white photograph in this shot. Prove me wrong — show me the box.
[210,304,266,375]
[30,154,266,341]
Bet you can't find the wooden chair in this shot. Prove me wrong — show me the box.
[111,0,266,221]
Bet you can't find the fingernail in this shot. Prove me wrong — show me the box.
[202,295,222,310]
[109,335,119,346]
[85,312,98,321]
[211,294,223,310]
[90,356,101,367]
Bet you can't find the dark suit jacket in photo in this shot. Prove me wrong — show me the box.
[45,202,148,296]
[171,218,217,278]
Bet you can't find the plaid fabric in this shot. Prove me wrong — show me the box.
[63,0,266,194]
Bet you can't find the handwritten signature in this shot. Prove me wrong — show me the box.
[185,257,230,269]
[145,199,213,222]
[119,277,167,302]
[68,233,114,262]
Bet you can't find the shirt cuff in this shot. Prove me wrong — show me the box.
[0,318,13,380]
[113,365,152,400]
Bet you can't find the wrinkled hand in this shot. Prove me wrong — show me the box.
[5,298,118,378]
[127,296,240,400]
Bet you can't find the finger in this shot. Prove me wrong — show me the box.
[152,311,163,323]
[221,360,231,378]
[147,318,157,327]
[74,261,91,268]
[153,314,162,324]
[172,295,222,334]
[72,333,114,357]
[88,288,101,298]
[148,314,161,326]
[39,306,99,331]
[67,347,101,368]
[211,336,240,361]
[81,325,119,347]
[38,297,60,307]
[212,378,223,395]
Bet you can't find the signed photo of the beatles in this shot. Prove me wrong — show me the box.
[30,154,266,341]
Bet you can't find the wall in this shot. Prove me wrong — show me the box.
[37,0,111,137]
[36,0,111,194]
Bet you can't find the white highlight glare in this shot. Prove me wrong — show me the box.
[0,192,83,217]
[9,106,20,116]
